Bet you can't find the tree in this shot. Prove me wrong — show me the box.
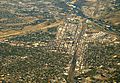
[56,0,120,82]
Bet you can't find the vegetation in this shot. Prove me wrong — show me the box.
[0,43,70,83]
[9,30,56,42]
[0,0,120,83]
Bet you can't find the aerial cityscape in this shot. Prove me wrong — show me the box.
[0,0,120,83]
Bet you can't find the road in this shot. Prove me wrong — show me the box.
[0,21,63,40]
